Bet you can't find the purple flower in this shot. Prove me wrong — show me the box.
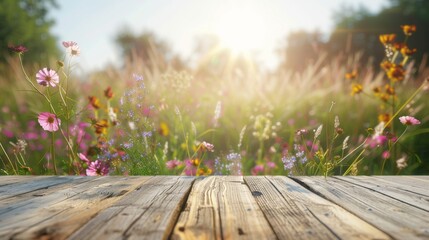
[37,112,61,132]
[36,68,59,87]
[399,116,421,126]
[86,160,109,176]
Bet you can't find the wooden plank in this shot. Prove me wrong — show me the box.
[172,176,276,240]
[372,176,429,196]
[295,176,429,240]
[0,176,149,239]
[69,176,194,240]
[335,176,429,211]
[0,176,50,186]
[245,176,389,240]
[0,176,82,201]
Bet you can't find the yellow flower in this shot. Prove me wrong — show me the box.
[345,70,357,80]
[191,158,200,166]
[94,119,109,135]
[378,113,391,124]
[387,64,405,82]
[392,42,406,52]
[379,34,396,45]
[373,86,381,94]
[351,83,363,96]
[380,61,393,71]
[88,96,101,109]
[158,122,169,136]
[379,93,390,102]
[385,84,395,95]
[400,46,417,56]
[401,25,416,36]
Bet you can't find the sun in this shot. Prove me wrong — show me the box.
[211,2,268,55]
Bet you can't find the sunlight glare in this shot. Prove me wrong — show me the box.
[212,2,268,55]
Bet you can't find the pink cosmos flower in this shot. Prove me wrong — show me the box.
[86,160,109,176]
[62,41,80,56]
[78,153,90,164]
[36,68,59,87]
[37,112,61,132]
[166,159,182,169]
[8,45,28,54]
[251,164,264,175]
[399,116,421,126]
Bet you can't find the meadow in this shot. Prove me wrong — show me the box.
[1,25,428,176]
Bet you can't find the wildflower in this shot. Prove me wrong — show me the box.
[380,61,393,71]
[400,46,417,56]
[379,34,396,45]
[251,164,264,175]
[351,83,363,96]
[282,155,296,170]
[401,25,416,36]
[396,155,408,170]
[378,113,391,124]
[8,45,28,54]
[314,124,323,140]
[342,136,350,150]
[88,96,101,109]
[166,159,182,169]
[296,129,308,136]
[399,116,421,126]
[392,42,405,52]
[387,64,405,82]
[345,70,357,80]
[373,86,381,93]
[104,86,114,99]
[62,41,80,56]
[385,84,395,95]
[382,151,390,160]
[38,112,61,132]
[158,122,169,136]
[334,115,340,128]
[36,68,59,87]
[108,107,118,125]
[78,153,90,164]
[94,119,109,135]
[86,160,109,176]
[10,139,27,154]
[200,141,214,152]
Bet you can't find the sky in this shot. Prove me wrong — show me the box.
[50,0,388,72]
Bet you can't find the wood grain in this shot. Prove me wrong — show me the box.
[294,176,429,240]
[173,176,276,240]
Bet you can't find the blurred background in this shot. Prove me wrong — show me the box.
[1,0,429,175]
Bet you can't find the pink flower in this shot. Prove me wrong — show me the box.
[37,112,61,132]
[382,151,390,159]
[200,141,214,152]
[36,68,59,87]
[8,45,28,54]
[166,159,182,169]
[62,41,77,48]
[86,160,109,176]
[78,153,90,164]
[62,41,80,56]
[399,116,421,126]
[251,164,264,175]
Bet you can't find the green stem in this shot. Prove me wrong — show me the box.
[52,132,57,175]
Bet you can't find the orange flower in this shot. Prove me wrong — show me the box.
[104,86,114,99]
[351,83,363,96]
[379,93,390,102]
[400,46,417,56]
[401,25,416,36]
[392,42,405,52]
[191,158,200,166]
[387,64,405,82]
[345,70,357,80]
[380,61,393,71]
[385,84,395,95]
[88,96,101,109]
[379,34,396,45]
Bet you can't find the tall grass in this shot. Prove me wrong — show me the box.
[1,32,428,176]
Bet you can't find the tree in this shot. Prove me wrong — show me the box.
[1,0,59,66]
[328,0,429,66]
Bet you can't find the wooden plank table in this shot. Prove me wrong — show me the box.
[0,176,428,239]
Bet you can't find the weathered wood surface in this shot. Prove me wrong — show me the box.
[0,176,428,240]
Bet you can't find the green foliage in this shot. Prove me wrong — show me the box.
[0,0,59,67]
